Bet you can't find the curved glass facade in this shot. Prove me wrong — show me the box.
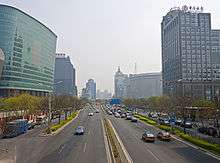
[0,5,57,96]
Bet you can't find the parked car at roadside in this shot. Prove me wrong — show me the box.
[181,121,192,128]
[175,119,182,126]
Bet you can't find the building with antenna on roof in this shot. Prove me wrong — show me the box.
[114,67,128,98]
[161,6,220,100]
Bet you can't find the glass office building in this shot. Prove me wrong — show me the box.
[0,5,57,97]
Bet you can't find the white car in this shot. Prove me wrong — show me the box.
[115,113,121,118]
[88,112,94,116]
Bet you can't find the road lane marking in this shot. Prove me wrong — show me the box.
[101,119,113,163]
[58,144,65,154]
[171,135,220,161]
[147,149,160,162]
[83,142,87,153]
[138,117,220,161]
[108,119,134,163]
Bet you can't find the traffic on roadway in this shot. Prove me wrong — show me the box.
[0,102,220,163]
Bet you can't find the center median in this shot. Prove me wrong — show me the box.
[103,118,133,163]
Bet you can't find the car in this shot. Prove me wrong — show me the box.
[157,132,171,141]
[175,119,182,126]
[88,112,94,116]
[142,131,155,142]
[108,111,113,115]
[27,121,35,130]
[131,117,138,122]
[75,126,85,135]
[126,115,132,120]
[117,110,122,114]
[181,121,192,128]
[163,119,170,125]
[115,113,121,118]
[95,110,100,113]
[121,114,126,118]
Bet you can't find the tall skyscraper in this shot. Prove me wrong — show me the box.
[0,5,57,97]
[0,48,5,80]
[114,67,128,98]
[54,53,77,96]
[161,6,220,100]
[85,79,96,100]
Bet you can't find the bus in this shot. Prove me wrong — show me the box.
[3,119,28,138]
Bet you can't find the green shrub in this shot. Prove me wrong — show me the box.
[158,125,171,131]
[135,114,220,156]
[179,133,220,155]
[50,112,78,132]
[135,114,157,125]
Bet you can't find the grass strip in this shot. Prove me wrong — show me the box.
[50,111,78,132]
[104,118,122,163]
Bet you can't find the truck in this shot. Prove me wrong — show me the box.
[36,115,47,125]
[3,119,28,138]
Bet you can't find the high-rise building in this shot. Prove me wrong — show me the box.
[85,79,96,100]
[0,5,57,97]
[97,89,112,99]
[114,67,128,98]
[54,53,77,96]
[161,6,220,100]
[127,73,162,99]
[0,48,5,79]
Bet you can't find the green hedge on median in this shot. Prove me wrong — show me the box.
[134,114,157,125]
[179,133,220,155]
[51,112,78,132]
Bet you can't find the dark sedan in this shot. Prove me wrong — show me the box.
[157,131,171,141]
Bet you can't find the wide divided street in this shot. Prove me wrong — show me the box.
[0,104,220,163]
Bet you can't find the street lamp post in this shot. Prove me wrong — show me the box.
[161,79,183,133]
[38,81,63,134]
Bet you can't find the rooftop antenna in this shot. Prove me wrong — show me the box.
[134,62,137,74]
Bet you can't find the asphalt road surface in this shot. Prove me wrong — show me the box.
[108,113,220,163]
[0,108,108,163]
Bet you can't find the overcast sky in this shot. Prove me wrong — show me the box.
[0,0,219,92]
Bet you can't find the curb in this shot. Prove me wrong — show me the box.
[170,134,220,161]
[40,110,81,137]
[108,119,134,163]
[137,117,220,161]
[52,110,81,136]
[101,119,114,163]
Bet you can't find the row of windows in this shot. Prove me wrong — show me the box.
[2,71,53,83]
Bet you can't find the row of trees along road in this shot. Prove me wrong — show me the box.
[0,94,85,125]
[123,96,219,128]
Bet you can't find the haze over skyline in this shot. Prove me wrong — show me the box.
[0,0,219,92]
